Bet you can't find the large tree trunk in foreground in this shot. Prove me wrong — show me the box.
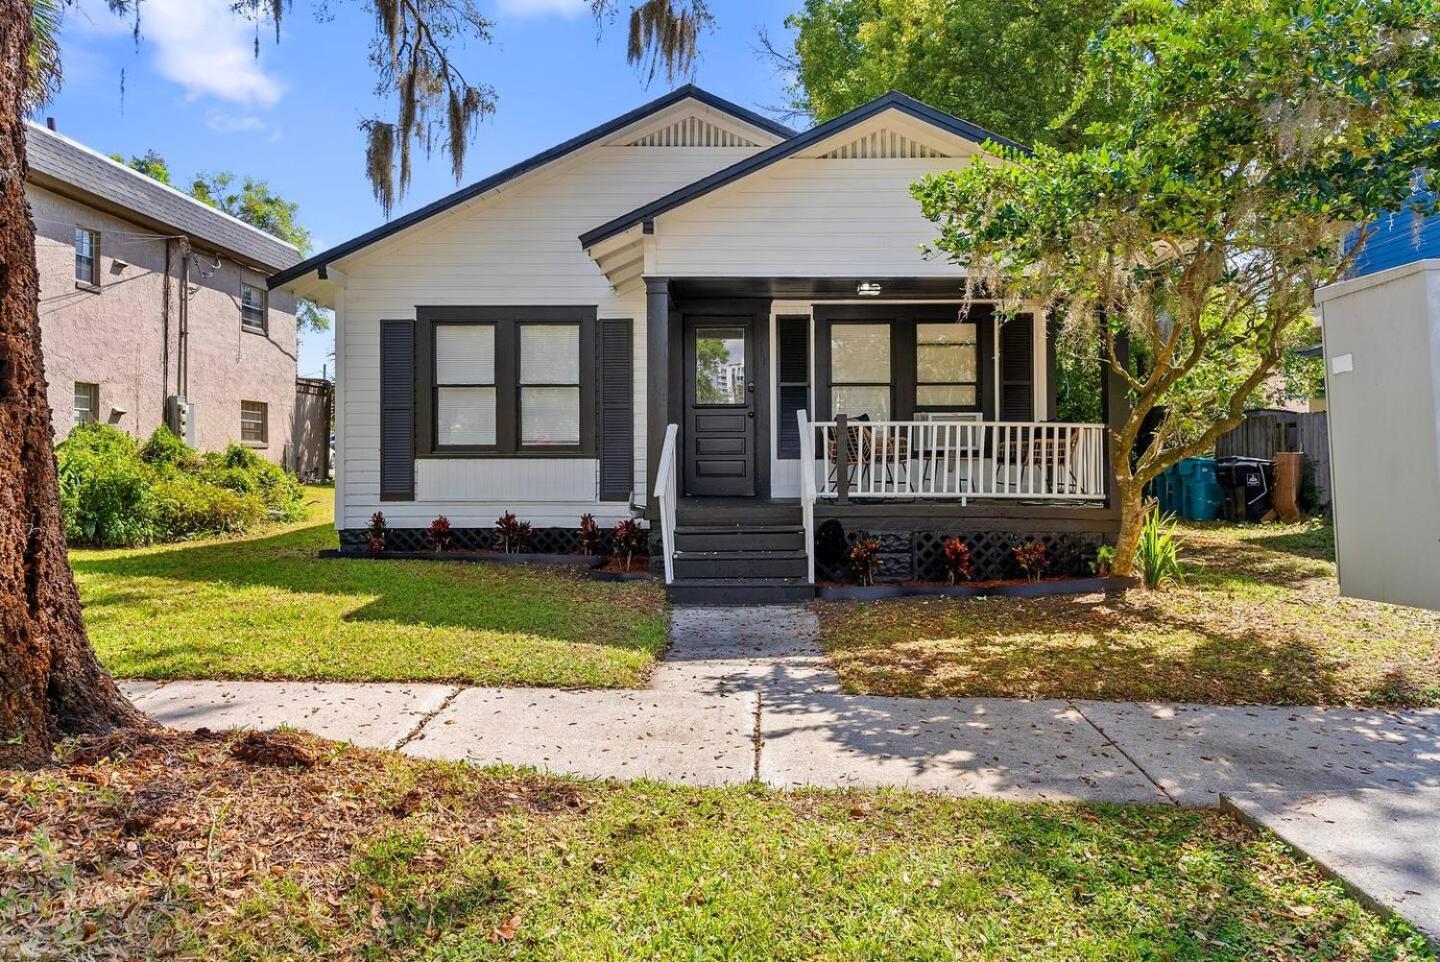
[0,1,143,767]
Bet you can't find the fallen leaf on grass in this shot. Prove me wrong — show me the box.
[489,914,522,942]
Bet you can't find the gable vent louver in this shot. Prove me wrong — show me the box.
[819,129,950,160]
[625,117,759,148]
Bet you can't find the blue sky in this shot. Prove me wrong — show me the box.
[45,0,805,377]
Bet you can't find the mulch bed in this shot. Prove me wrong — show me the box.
[816,575,1137,600]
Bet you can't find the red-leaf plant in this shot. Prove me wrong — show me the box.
[1013,540,1050,583]
[366,511,386,554]
[848,535,882,587]
[612,519,646,572]
[428,515,454,552]
[941,537,973,585]
[496,512,531,554]
[578,513,604,556]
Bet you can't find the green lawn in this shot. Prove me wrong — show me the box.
[819,520,1440,707]
[71,487,668,688]
[3,730,1430,961]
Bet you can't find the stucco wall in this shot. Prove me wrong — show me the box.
[32,184,297,463]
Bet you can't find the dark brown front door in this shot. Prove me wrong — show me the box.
[684,318,755,496]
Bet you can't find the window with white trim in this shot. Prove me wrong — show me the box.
[240,282,267,332]
[74,228,98,286]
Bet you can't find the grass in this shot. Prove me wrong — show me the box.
[818,519,1440,707]
[2,729,1432,961]
[70,487,668,688]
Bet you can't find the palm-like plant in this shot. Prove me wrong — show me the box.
[26,0,63,111]
[1135,503,1184,591]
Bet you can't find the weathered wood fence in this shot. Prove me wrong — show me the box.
[293,377,333,483]
[1215,409,1331,508]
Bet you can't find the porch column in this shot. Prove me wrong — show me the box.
[1101,329,1131,504]
[645,276,672,520]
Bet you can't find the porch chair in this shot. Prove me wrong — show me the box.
[917,412,983,494]
[826,416,912,492]
[995,425,1084,494]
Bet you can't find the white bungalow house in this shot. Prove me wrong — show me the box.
[273,87,1126,603]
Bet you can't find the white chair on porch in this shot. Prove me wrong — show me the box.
[918,412,983,494]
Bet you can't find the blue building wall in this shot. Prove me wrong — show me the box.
[1350,199,1440,276]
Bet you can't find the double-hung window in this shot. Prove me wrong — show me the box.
[519,324,581,447]
[421,307,593,456]
[241,400,269,445]
[434,324,497,448]
[916,322,979,409]
[829,323,891,419]
[73,383,99,427]
[74,228,99,286]
[240,283,268,333]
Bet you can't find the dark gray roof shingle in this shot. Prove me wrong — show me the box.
[25,121,301,273]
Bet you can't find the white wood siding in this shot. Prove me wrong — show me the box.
[335,139,760,529]
[653,156,974,278]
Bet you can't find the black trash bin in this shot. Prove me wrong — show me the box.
[1216,457,1275,522]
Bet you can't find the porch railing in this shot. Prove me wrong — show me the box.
[796,410,817,584]
[803,415,1108,503]
[653,423,679,584]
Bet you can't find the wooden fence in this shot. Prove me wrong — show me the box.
[1215,409,1331,508]
[293,377,333,484]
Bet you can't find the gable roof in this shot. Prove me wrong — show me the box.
[27,121,301,273]
[269,86,794,290]
[577,92,1026,251]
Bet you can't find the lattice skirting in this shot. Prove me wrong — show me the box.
[814,522,1108,584]
[338,526,650,556]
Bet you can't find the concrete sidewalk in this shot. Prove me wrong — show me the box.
[118,604,1440,940]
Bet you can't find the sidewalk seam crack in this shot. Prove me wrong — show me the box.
[1070,701,1179,806]
[394,686,463,752]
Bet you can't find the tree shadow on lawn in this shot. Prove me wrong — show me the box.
[71,521,666,655]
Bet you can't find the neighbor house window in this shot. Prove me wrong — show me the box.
[73,382,98,427]
[240,282,267,332]
[519,324,580,446]
[240,400,268,445]
[916,322,979,408]
[830,323,891,419]
[434,324,497,447]
[74,228,98,286]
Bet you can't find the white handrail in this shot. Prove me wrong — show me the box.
[801,418,1108,502]
[653,423,680,584]
[796,409,817,584]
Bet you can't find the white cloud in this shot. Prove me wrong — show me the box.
[205,110,267,135]
[495,0,589,18]
[73,0,284,108]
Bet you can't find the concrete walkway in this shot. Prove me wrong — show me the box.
[119,605,1440,941]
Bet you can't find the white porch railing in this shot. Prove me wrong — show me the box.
[653,423,679,584]
[804,416,1108,503]
[796,410,817,584]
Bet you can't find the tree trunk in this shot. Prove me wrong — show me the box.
[0,1,144,767]
[1109,474,1148,578]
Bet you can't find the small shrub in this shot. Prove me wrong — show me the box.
[367,512,387,554]
[1013,540,1049,583]
[849,534,882,587]
[941,537,973,585]
[1136,504,1184,590]
[612,519,646,571]
[578,514,604,556]
[496,512,533,553]
[198,444,304,520]
[56,424,156,547]
[151,477,266,539]
[1092,545,1116,577]
[139,426,200,472]
[428,515,454,551]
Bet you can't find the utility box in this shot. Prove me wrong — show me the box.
[164,395,196,447]
[1314,259,1440,611]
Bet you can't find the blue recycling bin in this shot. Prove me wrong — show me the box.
[1176,457,1223,521]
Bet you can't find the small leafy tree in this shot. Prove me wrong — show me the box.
[612,519,646,572]
[578,514,604,556]
[428,515,454,552]
[366,512,387,554]
[1012,541,1049,583]
[913,0,1440,575]
[496,512,531,554]
[941,537,973,585]
[848,535,882,586]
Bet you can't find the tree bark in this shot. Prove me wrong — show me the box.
[1109,474,1147,578]
[0,1,144,767]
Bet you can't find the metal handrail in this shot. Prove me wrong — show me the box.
[796,409,817,584]
[653,423,680,584]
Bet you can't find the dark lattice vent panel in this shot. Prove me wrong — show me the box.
[816,527,1107,583]
[337,526,649,557]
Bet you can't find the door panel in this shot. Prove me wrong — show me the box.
[685,320,755,496]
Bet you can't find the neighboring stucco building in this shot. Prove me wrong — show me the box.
[27,120,302,462]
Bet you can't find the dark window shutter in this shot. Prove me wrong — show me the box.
[380,320,415,501]
[1000,315,1035,421]
[776,316,810,459]
[597,318,634,501]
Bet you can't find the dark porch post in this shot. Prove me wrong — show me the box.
[1100,329,1131,505]
[645,276,673,521]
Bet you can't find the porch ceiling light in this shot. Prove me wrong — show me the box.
[857,282,882,297]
